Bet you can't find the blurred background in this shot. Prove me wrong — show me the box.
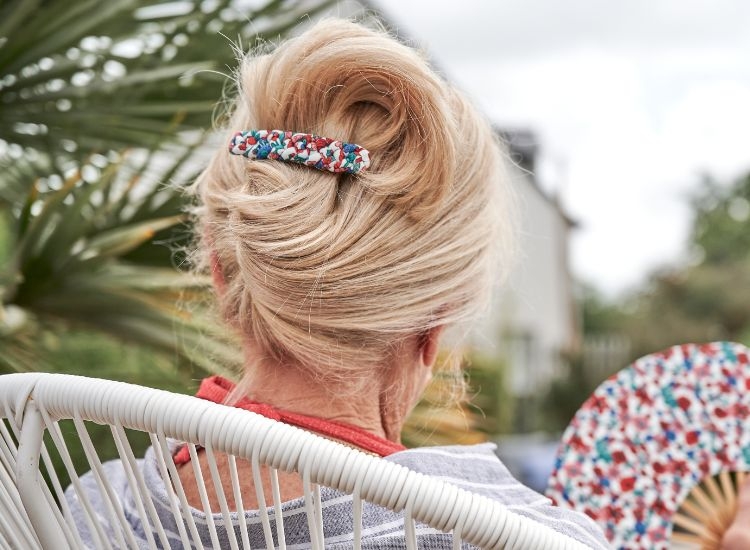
[1,0,749,492]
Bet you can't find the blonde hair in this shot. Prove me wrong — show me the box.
[194,19,513,392]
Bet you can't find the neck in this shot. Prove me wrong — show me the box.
[242,359,396,442]
[239,335,428,445]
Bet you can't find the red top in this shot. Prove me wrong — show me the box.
[173,375,405,464]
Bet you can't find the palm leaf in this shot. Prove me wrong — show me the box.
[1,145,240,373]
[0,304,45,373]
[0,0,337,163]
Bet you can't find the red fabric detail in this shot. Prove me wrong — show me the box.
[173,376,405,464]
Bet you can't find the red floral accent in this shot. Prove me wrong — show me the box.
[620,477,636,491]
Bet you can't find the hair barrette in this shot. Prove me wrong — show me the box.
[228,130,370,174]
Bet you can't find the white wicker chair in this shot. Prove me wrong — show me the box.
[0,373,587,549]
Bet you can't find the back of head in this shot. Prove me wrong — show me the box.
[196,18,513,390]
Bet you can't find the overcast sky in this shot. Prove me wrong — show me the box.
[372,0,750,296]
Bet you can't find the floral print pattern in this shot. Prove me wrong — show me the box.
[546,342,750,549]
[229,129,370,174]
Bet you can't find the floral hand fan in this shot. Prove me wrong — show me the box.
[546,342,750,549]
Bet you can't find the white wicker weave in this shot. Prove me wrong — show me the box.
[0,373,588,549]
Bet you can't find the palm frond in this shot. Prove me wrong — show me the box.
[1,144,240,373]
[0,0,337,162]
[0,303,46,373]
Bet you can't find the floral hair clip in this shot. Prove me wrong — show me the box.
[228,130,370,174]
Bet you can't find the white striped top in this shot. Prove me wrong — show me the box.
[66,442,611,549]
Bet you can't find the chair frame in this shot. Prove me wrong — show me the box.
[0,373,588,549]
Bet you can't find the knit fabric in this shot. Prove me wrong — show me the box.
[66,442,610,549]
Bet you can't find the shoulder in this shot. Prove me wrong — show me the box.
[386,442,538,503]
[387,443,611,550]
[386,442,512,480]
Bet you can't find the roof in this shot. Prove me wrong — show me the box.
[499,128,578,229]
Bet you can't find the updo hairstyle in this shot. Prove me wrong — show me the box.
[194,19,513,391]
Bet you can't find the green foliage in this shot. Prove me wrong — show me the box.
[25,329,199,391]
[619,172,750,358]
[574,171,750,374]
[690,173,750,265]
[0,0,335,163]
[0,147,242,373]
[464,353,514,436]
[622,261,750,359]
[25,329,201,492]
[0,0,335,376]
[580,284,628,336]
[0,211,9,266]
[401,353,513,447]
[541,353,598,432]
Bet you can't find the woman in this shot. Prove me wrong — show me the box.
[68,18,611,549]
[184,17,609,548]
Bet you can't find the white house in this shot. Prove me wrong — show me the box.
[470,129,579,398]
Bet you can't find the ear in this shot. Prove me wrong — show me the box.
[210,250,227,294]
[418,326,445,369]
